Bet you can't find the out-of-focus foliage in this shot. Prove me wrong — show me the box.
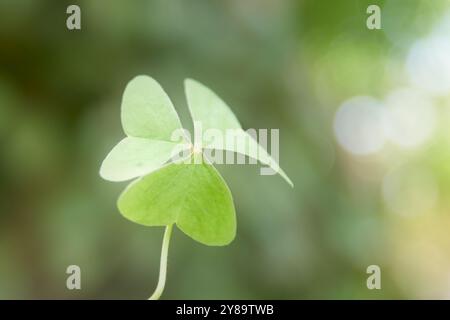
[1,0,450,299]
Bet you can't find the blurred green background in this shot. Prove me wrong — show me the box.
[1,0,450,299]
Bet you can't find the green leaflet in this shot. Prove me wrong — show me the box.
[184,79,241,135]
[184,78,293,187]
[118,154,236,246]
[100,137,190,182]
[121,75,183,141]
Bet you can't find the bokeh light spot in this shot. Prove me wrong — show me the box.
[383,88,436,149]
[406,36,450,95]
[334,96,386,155]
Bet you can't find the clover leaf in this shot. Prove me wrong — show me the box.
[118,152,236,246]
[100,75,293,299]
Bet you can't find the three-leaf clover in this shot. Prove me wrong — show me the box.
[100,76,293,299]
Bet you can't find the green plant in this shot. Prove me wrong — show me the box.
[100,76,293,299]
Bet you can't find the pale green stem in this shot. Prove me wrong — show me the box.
[148,224,173,300]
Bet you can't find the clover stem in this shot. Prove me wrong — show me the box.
[148,224,173,300]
